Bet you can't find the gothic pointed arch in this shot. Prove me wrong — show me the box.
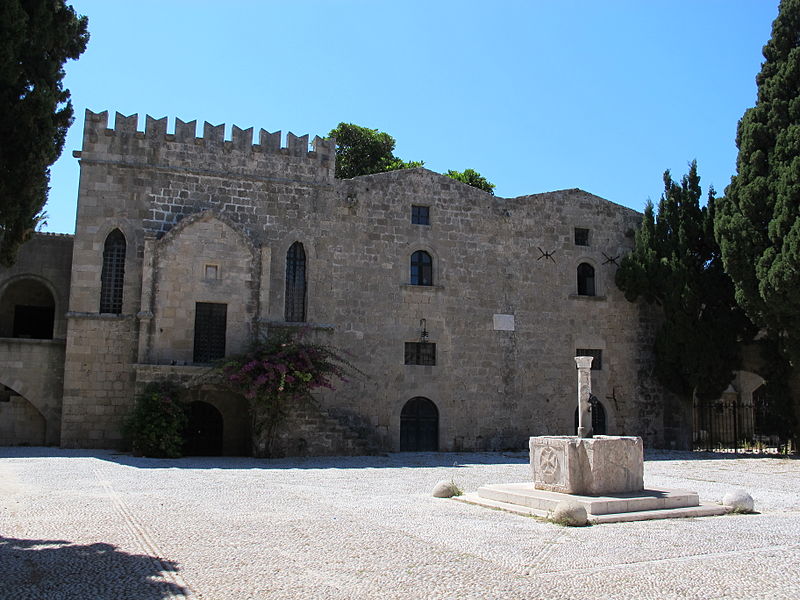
[100,229,126,313]
[285,241,307,322]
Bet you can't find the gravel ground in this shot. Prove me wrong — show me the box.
[1,447,798,600]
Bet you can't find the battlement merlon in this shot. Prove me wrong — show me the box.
[79,110,336,180]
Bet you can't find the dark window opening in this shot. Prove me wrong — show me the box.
[574,400,607,435]
[405,342,436,366]
[285,241,307,322]
[412,205,430,225]
[576,349,602,370]
[577,262,595,296]
[410,251,433,286]
[100,229,126,314]
[193,302,227,363]
[400,397,439,451]
[574,228,590,246]
[13,305,55,339]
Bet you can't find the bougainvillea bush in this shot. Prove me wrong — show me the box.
[220,329,355,457]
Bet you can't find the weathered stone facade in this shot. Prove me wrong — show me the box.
[0,109,685,454]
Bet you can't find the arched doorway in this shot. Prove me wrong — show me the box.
[0,278,55,339]
[574,399,607,435]
[0,384,46,445]
[183,401,223,456]
[400,397,439,451]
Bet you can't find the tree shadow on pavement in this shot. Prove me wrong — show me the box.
[0,536,189,600]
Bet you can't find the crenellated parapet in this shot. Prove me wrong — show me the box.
[78,110,336,182]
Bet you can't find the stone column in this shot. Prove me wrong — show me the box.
[575,356,594,438]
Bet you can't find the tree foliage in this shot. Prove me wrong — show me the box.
[714,0,800,363]
[328,122,422,179]
[123,381,188,458]
[0,0,88,265]
[445,168,496,195]
[616,162,754,400]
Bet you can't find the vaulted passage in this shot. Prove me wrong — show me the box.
[183,401,224,456]
[400,397,439,451]
[0,279,55,339]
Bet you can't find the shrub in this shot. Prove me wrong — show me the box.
[124,381,188,458]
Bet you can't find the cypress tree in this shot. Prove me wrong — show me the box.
[617,162,754,401]
[715,0,800,363]
[0,1,88,265]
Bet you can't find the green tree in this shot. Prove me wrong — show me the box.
[0,1,89,266]
[445,168,496,195]
[328,122,422,179]
[714,0,800,363]
[616,162,754,401]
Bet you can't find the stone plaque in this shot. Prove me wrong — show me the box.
[493,314,515,331]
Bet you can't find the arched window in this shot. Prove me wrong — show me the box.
[285,242,306,322]
[577,262,595,296]
[410,251,433,286]
[100,230,126,314]
[400,397,439,451]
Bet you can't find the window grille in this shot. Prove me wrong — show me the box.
[412,205,430,225]
[100,229,126,314]
[285,241,307,322]
[410,251,433,286]
[574,228,590,246]
[577,262,595,296]
[405,342,436,366]
[575,348,602,370]
[193,302,227,363]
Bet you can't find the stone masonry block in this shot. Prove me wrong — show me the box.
[530,435,644,496]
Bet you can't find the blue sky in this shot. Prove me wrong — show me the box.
[45,0,779,233]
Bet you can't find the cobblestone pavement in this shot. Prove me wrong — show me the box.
[1,447,798,599]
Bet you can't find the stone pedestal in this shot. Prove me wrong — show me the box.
[530,435,644,496]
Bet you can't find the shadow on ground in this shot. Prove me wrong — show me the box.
[0,536,188,600]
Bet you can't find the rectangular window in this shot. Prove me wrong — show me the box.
[576,348,602,370]
[194,302,227,363]
[574,228,590,246]
[412,205,430,225]
[405,342,436,366]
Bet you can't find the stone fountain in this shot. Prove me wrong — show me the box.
[457,357,731,523]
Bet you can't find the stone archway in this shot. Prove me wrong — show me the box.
[400,397,439,451]
[0,385,46,446]
[574,400,607,435]
[183,401,224,456]
[0,278,55,339]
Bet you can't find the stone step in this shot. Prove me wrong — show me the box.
[456,491,731,524]
[476,482,701,516]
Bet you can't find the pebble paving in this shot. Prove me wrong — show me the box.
[1,448,798,599]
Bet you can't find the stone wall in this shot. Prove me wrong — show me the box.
[58,110,671,452]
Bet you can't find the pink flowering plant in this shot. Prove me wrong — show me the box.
[219,329,355,456]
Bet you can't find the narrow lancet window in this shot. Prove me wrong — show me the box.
[285,242,307,322]
[100,229,126,313]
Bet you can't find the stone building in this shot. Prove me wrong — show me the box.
[0,109,685,455]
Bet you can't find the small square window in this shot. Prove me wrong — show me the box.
[204,264,219,280]
[574,228,590,246]
[412,205,430,225]
[405,342,436,365]
[576,348,602,370]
